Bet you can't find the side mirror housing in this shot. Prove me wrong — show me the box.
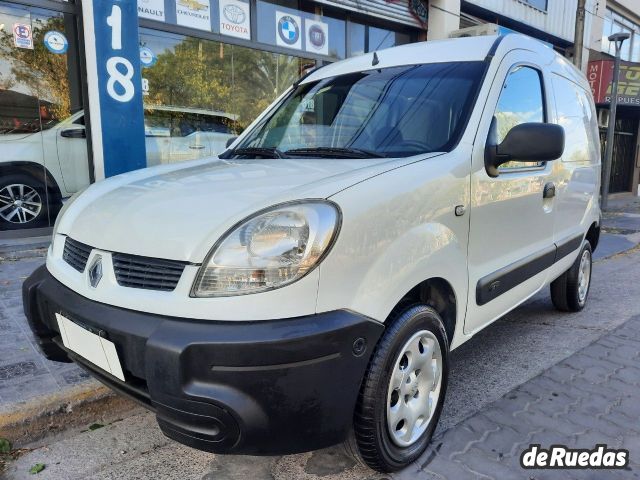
[485,118,564,177]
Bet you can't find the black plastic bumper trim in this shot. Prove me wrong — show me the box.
[22,265,384,455]
[476,233,584,306]
[210,352,342,372]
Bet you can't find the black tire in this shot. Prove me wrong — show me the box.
[352,304,449,472]
[0,173,49,230]
[550,240,592,312]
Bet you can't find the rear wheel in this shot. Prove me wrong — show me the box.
[352,304,449,472]
[0,174,49,229]
[550,240,592,312]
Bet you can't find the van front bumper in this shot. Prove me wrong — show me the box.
[22,265,384,455]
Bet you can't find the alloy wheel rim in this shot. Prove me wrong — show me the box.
[386,329,443,447]
[577,249,591,304]
[0,184,42,224]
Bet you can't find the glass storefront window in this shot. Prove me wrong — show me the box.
[369,26,395,51]
[601,8,640,63]
[0,2,86,232]
[139,28,314,165]
[347,22,410,57]
[348,22,365,57]
[256,0,345,59]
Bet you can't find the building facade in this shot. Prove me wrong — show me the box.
[0,0,424,234]
[586,0,640,196]
[1,0,634,236]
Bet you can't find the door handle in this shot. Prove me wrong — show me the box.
[60,128,86,139]
[543,182,556,199]
[189,145,205,149]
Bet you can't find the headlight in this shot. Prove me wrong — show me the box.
[192,201,340,297]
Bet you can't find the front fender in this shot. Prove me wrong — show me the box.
[317,152,470,343]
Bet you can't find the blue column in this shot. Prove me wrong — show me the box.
[87,0,146,178]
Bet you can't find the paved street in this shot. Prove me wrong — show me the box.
[3,240,640,479]
[0,240,95,407]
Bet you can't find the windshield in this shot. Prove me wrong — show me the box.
[232,61,484,158]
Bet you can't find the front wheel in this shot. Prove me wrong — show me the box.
[550,240,592,312]
[352,304,449,472]
[0,174,49,229]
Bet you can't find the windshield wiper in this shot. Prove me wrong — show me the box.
[285,147,386,159]
[231,147,288,158]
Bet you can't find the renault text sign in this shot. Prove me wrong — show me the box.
[84,0,147,179]
[588,60,640,106]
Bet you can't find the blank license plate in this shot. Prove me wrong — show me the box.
[55,313,125,381]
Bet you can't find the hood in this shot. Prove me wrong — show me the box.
[59,154,441,262]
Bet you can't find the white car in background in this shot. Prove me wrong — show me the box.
[0,106,236,228]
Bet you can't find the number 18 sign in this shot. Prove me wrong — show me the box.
[90,0,146,177]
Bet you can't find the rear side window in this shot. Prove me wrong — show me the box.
[494,65,546,171]
[551,75,599,163]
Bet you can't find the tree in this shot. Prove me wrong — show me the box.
[140,34,311,132]
[0,15,71,123]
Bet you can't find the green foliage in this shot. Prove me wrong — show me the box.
[141,36,311,133]
[0,16,71,121]
[29,463,45,474]
[88,423,104,431]
[0,438,11,454]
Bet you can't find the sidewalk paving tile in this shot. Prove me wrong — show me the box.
[394,315,640,479]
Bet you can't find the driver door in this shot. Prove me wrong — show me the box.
[56,113,90,193]
[465,51,558,334]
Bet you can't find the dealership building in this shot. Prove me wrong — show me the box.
[1,0,424,235]
[0,0,637,236]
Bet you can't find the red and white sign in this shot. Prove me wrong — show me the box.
[588,60,640,106]
[13,23,34,49]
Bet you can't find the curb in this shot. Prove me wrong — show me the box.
[0,382,138,447]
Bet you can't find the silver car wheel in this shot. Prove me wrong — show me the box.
[577,248,591,305]
[0,184,43,224]
[386,330,443,447]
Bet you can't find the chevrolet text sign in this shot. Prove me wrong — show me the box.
[588,60,640,106]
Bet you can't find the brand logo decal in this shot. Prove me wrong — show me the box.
[88,255,103,288]
[223,4,246,24]
[308,24,326,49]
[278,15,299,45]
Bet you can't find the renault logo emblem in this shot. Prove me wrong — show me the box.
[88,255,103,288]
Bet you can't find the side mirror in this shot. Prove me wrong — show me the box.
[226,136,238,148]
[485,118,564,177]
[60,128,86,139]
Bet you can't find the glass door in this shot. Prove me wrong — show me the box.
[0,1,86,232]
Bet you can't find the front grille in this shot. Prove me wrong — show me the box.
[112,253,186,292]
[62,237,92,272]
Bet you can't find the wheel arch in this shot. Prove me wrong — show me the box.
[394,277,457,344]
[585,221,600,252]
[0,161,63,203]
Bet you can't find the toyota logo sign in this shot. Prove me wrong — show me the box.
[223,4,246,24]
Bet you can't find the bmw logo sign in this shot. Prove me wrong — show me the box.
[278,15,299,45]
